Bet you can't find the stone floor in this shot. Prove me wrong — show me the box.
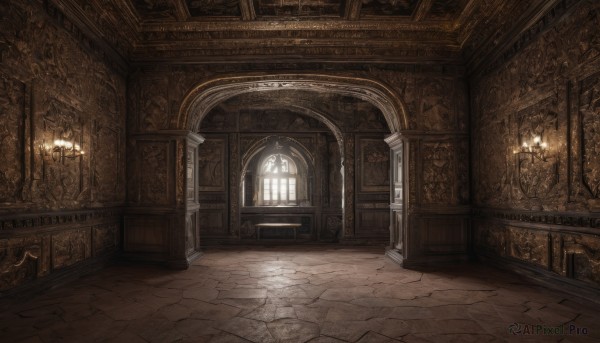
[1,246,599,343]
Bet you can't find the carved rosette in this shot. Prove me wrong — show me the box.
[515,97,559,200]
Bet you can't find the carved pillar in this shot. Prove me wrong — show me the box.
[396,132,471,267]
[124,130,204,269]
[384,133,404,263]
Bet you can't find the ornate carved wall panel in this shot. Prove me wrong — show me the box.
[138,141,171,206]
[0,74,27,203]
[0,237,41,292]
[357,137,390,193]
[198,137,227,192]
[124,216,169,253]
[420,139,469,206]
[138,77,170,132]
[92,122,122,203]
[355,210,389,239]
[0,0,125,292]
[34,93,87,205]
[198,211,228,236]
[506,226,548,268]
[472,0,600,288]
[419,216,469,254]
[579,72,600,203]
[52,228,92,270]
[92,223,119,256]
[515,96,560,200]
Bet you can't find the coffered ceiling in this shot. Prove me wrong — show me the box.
[53,0,560,69]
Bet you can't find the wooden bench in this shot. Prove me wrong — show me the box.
[255,223,302,240]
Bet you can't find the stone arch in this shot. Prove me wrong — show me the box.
[178,73,409,133]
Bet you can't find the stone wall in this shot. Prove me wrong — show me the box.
[0,0,126,294]
[471,0,600,288]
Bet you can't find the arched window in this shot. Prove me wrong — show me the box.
[260,154,297,206]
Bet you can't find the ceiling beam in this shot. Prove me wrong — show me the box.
[413,0,434,21]
[171,0,190,21]
[344,0,362,20]
[240,0,257,20]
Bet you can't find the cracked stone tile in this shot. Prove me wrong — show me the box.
[1,247,599,343]
[182,298,241,321]
[356,331,403,343]
[97,301,156,321]
[218,317,275,343]
[429,289,497,304]
[182,287,220,302]
[388,306,434,320]
[174,318,220,338]
[320,286,375,302]
[293,305,329,323]
[244,304,278,322]
[324,302,392,322]
[216,298,267,312]
[219,288,267,299]
[161,303,193,322]
[267,319,320,342]
[351,297,412,308]
[258,275,310,289]
[321,320,382,342]
[274,306,296,319]
[403,333,501,343]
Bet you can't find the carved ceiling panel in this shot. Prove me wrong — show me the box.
[131,0,177,20]
[360,0,417,17]
[54,0,562,65]
[427,0,468,20]
[186,0,241,17]
[254,0,342,17]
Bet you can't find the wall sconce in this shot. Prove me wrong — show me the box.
[515,135,549,163]
[41,139,84,163]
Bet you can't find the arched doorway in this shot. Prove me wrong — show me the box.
[182,73,408,248]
